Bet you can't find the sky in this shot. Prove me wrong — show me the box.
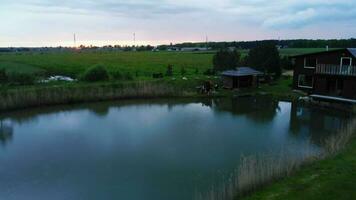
[1,0,356,47]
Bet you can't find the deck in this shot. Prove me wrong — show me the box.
[310,94,356,104]
[316,64,356,76]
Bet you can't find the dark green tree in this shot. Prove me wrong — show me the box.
[246,42,281,77]
[213,49,241,71]
[0,69,8,83]
[166,64,173,76]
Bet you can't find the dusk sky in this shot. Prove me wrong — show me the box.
[1,0,356,47]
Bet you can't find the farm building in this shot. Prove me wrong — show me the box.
[180,47,210,51]
[291,48,356,102]
[221,67,263,89]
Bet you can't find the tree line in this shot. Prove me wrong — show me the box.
[158,38,356,50]
[212,42,283,78]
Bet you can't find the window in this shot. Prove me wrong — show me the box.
[341,57,352,66]
[298,74,313,89]
[304,57,317,68]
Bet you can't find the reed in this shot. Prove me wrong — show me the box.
[322,119,356,156]
[0,81,192,111]
[195,118,356,200]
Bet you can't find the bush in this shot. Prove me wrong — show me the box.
[181,67,187,76]
[124,72,133,80]
[111,70,123,80]
[8,73,35,85]
[0,69,8,83]
[203,69,215,76]
[152,73,164,79]
[81,65,109,82]
[166,65,173,76]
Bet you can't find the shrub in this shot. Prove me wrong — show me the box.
[111,70,123,80]
[181,67,187,76]
[8,73,35,85]
[124,72,133,80]
[203,69,215,76]
[166,64,173,76]
[0,69,8,83]
[195,68,199,75]
[81,65,109,82]
[152,73,164,79]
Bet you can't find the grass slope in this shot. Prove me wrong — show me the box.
[0,61,45,74]
[243,138,356,200]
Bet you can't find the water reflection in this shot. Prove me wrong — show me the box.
[211,96,280,122]
[0,98,352,200]
[290,103,352,144]
[0,120,13,146]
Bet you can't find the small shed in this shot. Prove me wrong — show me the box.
[221,67,263,89]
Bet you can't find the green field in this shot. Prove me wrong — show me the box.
[0,51,213,78]
[0,48,330,79]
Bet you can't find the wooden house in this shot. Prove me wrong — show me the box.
[291,48,356,102]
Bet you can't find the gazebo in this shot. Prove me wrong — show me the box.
[221,67,263,89]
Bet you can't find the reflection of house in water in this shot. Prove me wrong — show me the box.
[211,96,280,123]
[0,121,14,146]
[290,103,351,143]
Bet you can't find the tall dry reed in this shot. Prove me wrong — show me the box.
[0,81,189,111]
[195,118,356,200]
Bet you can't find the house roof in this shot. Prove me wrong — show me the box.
[347,48,356,57]
[290,48,356,58]
[221,67,263,77]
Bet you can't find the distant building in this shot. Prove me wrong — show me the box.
[221,67,263,89]
[167,47,180,51]
[180,47,210,52]
[291,48,356,102]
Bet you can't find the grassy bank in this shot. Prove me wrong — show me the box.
[241,120,356,200]
[0,75,301,112]
[195,119,356,200]
[0,80,202,111]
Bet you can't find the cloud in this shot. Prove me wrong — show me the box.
[1,0,356,46]
[224,0,356,29]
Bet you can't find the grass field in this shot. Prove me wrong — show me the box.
[0,48,331,79]
[0,51,213,78]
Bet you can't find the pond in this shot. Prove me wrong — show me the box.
[0,97,352,200]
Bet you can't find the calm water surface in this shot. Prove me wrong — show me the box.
[0,97,351,200]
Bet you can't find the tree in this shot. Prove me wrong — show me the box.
[213,49,241,71]
[246,42,281,78]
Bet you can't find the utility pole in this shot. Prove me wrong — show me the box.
[133,33,136,51]
[133,33,136,46]
[205,35,208,48]
[73,33,77,48]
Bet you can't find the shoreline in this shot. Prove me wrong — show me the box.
[1,81,355,200]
